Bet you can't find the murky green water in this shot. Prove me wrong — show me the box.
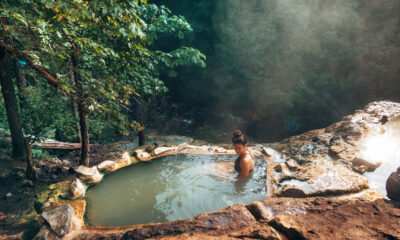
[85,154,266,227]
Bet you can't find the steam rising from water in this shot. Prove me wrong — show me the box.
[212,0,400,139]
[360,135,399,166]
[361,119,400,197]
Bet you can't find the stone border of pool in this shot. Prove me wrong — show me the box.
[34,101,400,239]
[32,143,393,240]
[36,185,400,240]
[33,143,271,239]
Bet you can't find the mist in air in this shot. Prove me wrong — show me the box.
[152,0,400,142]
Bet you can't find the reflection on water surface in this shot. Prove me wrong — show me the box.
[85,154,266,227]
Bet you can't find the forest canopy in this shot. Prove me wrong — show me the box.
[0,0,205,167]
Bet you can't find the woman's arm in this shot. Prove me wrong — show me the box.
[238,157,250,181]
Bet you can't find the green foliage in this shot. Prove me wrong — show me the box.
[20,85,77,142]
[31,149,56,158]
[1,0,205,143]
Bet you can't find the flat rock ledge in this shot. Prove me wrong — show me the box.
[270,161,369,197]
[248,193,400,240]
[40,192,400,240]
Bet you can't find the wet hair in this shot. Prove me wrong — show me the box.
[232,130,247,145]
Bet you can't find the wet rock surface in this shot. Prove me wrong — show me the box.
[274,101,400,165]
[268,101,400,198]
[272,162,369,197]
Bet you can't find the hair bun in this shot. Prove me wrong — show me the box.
[232,130,247,145]
[233,130,242,138]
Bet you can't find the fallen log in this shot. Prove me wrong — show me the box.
[33,140,82,150]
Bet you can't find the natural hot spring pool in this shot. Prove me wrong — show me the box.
[85,154,267,227]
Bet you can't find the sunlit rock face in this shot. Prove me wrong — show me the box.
[272,162,368,197]
[270,101,400,198]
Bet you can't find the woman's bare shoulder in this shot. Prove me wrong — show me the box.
[243,153,253,162]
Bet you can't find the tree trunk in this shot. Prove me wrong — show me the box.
[138,121,145,146]
[72,54,90,166]
[72,100,81,143]
[0,47,26,159]
[24,139,38,181]
[134,97,146,146]
[78,101,89,166]
[69,60,81,143]
[15,59,27,118]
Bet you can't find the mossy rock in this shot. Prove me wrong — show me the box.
[34,181,71,213]
[130,156,139,164]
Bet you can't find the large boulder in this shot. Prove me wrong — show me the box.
[75,165,103,183]
[386,167,400,201]
[41,205,74,238]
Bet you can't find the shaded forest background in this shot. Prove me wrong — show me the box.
[149,0,400,142]
[1,0,400,146]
